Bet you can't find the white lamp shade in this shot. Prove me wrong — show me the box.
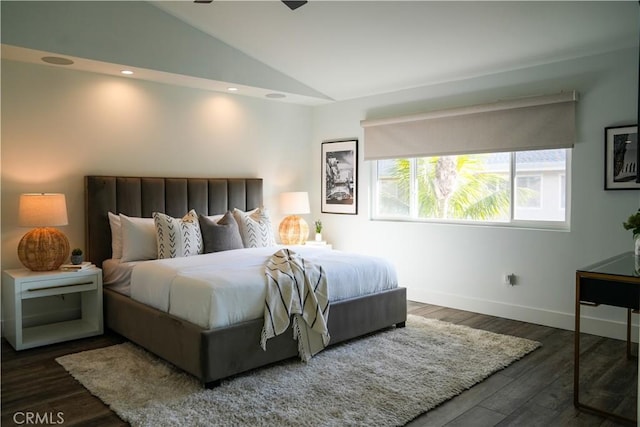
[18,193,68,227]
[279,192,310,215]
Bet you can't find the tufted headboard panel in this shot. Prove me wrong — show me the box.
[85,176,263,268]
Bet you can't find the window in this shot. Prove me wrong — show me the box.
[373,148,569,227]
[376,160,410,216]
[515,176,542,209]
[559,174,566,210]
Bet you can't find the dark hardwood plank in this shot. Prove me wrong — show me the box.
[407,372,514,427]
[445,406,506,426]
[409,303,636,426]
[2,332,125,427]
[1,303,636,427]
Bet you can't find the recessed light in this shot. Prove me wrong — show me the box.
[121,70,134,75]
[227,87,239,92]
[265,93,286,99]
[41,56,74,66]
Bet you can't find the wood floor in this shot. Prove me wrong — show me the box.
[1,302,637,426]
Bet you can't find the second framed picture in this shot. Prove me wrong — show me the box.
[605,125,639,190]
[321,139,358,214]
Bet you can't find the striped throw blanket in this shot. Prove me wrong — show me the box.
[261,248,330,361]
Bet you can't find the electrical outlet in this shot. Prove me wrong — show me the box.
[504,273,517,286]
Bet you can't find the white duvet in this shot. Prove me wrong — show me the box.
[129,246,398,329]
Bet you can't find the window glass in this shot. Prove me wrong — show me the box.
[515,175,542,209]
[514,149,566,221]
[415,154,510,221]
[559,174,566,209]
[373,149,569,226]
[376,159,410,216]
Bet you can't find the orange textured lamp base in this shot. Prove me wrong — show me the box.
[279,215,309,245]
[18,227,70,271]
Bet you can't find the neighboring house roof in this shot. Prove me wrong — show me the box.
[486,150,566,172]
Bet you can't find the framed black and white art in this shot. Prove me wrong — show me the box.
[321,139,358,214]
[605,125,639,190]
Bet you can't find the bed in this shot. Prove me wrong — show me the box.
[85,175,407,387]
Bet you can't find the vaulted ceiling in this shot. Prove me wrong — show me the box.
[153,1,640,101]
[2,1,638,105]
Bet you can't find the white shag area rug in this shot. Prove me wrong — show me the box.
[56,315,540,427]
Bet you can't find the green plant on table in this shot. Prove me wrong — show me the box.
[314,220,322,234]
[623,209,640,236]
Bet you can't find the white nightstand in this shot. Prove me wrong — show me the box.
[305,241,333,249]
[2,267,103,350]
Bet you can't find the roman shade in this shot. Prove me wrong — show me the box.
[361,91,577,160]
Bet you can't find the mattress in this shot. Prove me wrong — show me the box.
[106,246,398,329]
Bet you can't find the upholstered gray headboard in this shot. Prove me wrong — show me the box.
[85,176,263,268]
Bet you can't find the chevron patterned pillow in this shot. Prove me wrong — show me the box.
[233,207,277,248]
[153,210,204,259]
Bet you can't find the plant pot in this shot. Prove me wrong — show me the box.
[315,233,322,242]
[70,255,84,265]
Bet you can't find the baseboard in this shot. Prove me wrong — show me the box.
[407,288,638,342]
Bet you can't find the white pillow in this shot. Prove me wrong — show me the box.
[108,212,122,259]
[232,207,276,248]
[153,209,203,259]
[120,214,157,262]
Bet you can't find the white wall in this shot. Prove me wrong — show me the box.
[311,47,640,340]
[1,60,313,323]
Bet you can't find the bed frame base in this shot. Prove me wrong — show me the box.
[205,380,222,389]
[104,286,407,386]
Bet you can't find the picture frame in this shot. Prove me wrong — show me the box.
[321,139,358,214]
[605,125,639,190]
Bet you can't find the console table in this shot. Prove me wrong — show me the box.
[574,252,639,424]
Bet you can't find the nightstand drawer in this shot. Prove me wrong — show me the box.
[21,275,98,299]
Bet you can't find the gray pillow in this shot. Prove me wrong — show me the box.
[198,212,244,253]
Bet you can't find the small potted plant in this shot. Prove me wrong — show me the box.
[314,220,323,242]
[622,209,640,255]
[70,248,84,265]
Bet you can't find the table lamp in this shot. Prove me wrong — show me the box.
[17,193,70,271]
[278,191,310,245]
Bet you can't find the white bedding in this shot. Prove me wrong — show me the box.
[124,246,398,329]
[103,258,143,295]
